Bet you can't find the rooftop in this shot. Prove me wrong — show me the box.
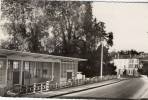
[0,49,87,62]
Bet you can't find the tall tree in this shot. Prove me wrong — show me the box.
[1,0,55,53]
[78,3,114,77]
[47,1,86,57]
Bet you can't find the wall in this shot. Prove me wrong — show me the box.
[60,61,78,83]
[53,62,60,83]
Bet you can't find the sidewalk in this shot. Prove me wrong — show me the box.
[23,78,128,98]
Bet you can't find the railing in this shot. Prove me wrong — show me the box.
[20,75,117,95]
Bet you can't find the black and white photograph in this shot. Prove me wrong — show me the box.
[0,0,148,99]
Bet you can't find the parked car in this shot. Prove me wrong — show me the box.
[4,84,27,97]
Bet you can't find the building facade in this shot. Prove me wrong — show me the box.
[113,58,139,76]
[0,49,86,95]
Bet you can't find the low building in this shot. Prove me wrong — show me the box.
[0,49,86,96]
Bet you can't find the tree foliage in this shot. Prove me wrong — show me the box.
[1,0,56,53]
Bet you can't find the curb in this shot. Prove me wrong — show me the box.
[49,78,128,98]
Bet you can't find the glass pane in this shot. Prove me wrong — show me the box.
[24,62,29,71]
[13,61,19,70]
[0,61,3,69]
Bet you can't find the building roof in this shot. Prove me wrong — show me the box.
[0,49,87,62]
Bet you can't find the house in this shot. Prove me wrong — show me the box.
[0,49,86,96]
[113,58,139,76]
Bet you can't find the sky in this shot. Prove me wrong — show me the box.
[92,2,148,53]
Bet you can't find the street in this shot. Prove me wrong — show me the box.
[59,77,148,99]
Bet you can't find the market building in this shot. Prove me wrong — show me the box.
[0,49,86,95]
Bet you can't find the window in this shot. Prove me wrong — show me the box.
[0,60,4,82]
[36,62,43,78]
[61,64,64,78]
[30,62,36,78]
[13,61,19,70]
[43,69,48,78]
[61,63,67,78]
[7,61,13,80]
[24,62,30,79]
[0,61,3,69]
[24,62,29,71]
[36,66,40,78]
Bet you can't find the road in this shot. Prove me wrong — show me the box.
[59,76,148,99]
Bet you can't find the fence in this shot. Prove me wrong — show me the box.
[18,75,117,94]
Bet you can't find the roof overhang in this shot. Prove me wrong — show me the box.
[0,49,87,62]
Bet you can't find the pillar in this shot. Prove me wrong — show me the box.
[51,62,54,81]
[59,61,61,83]
[19,60,23,85]
[5,58,8,86]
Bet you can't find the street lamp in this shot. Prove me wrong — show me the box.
[100,38,104,79]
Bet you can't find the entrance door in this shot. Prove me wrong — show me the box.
[12,61,20,85]
[67,72,72,80]
[13,71,19,85]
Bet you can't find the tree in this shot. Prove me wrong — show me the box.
[1,1,114,77]
[103,63,117,75]
[1,0,57,53]
[78,4,114,77]
[116,49,143,58]
[46,1,87,57]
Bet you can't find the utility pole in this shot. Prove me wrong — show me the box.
[100,38,104,79]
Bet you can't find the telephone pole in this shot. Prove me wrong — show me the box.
[100,38,104,79]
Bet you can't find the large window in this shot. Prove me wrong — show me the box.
[7,61,13,80]
[30,62,36,78]
[24,61,30,79]
[24,62,29,71]
[42,69,48,78]
[13,61,19,70]
[61,62,67,78]
[0,60,4,83]
[0,61,3,69]
[36,62,42,78]
[0,59,6,84]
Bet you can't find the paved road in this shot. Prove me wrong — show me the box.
[59,77,148,99]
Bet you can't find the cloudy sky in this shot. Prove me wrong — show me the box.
[92,2,148,52]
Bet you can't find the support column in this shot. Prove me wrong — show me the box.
[59,61,62,83]
[5,58,8,86]
[51,62,54,81]
[19,60,23,85]
[72,62,74,80]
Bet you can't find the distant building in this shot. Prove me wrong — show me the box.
[113,58,139,76]
[0,49,86,96]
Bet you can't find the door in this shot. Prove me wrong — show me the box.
[12,61,20,85]
[13,71,20,85]
[67,72,72,81]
